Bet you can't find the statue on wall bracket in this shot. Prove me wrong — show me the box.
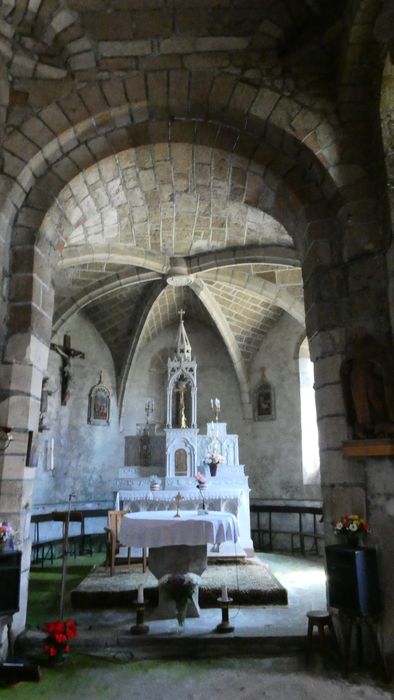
[88,370,111,425]
[254,368,275,421]
[340,327,394,441]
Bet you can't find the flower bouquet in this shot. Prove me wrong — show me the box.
[42,619,77,663]
[205,453,224,477]
[195,472,208,513]
[334,514,369,547]
[0,521,15,551]
[160,573,197,626]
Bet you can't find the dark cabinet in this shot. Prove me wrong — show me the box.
[0,550,21,616]
[325,545,381,617]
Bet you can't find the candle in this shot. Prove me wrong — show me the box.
[211,398,214,408]
[137,584,144,604]
[49,437,54,471]
[221,584,228,602]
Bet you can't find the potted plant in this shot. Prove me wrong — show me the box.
[42,619,77,663]
[150,476,161,492]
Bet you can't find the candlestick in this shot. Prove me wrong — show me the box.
[137,584,144,604]
[130,598,149,635]
[216,592,234,634]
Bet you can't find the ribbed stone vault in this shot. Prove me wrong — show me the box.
[43,145,292,261]
[47,144,304,404]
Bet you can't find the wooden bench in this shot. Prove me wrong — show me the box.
[250,503,324,555]
[30,509,107,567]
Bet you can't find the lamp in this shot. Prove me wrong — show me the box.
[0,427,13,451]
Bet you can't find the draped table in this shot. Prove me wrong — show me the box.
[119,510,239,618]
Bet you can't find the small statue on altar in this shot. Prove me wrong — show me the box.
[176,380,188,428]
[340,327,394,438]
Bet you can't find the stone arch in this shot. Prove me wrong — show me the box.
[3,117,343,393]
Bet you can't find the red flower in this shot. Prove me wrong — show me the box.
[42,619,77,658]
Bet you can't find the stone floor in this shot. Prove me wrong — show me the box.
[15,553,394,699]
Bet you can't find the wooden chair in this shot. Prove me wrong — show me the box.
[104,510,147,576]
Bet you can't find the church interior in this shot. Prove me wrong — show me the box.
[1,0,394,693]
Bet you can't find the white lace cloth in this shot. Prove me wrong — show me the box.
[119,509,239,548]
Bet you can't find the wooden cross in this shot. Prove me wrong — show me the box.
[178,308,185,322]
[50,334,85,406]
[174,491,184,518]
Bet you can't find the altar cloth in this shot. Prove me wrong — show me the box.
[119,510,239,549]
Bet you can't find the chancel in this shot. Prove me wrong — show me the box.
[116,312,253,557]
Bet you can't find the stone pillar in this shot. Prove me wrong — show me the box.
[0,238,53,642]
[0,351,48,638]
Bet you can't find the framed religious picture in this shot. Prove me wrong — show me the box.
[254,372,275,422]
[88,371,110,426]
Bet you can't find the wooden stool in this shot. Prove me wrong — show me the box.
[306,610,336,662]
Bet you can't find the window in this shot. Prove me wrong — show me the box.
[298,338,320,484]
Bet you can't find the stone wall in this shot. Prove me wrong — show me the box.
[248,314,321,501]
[28,312,317,509]
[31,313,121,511]
[122,316,316,503]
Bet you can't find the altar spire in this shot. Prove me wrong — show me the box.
[175,308,192,361]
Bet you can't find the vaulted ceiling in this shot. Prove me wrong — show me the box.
[1,0,363,407]
[47,143,304,402]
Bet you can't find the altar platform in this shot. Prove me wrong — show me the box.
[71,556,288,610]
[20,553,327,662]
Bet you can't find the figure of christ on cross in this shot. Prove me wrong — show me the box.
[50,334,85,406]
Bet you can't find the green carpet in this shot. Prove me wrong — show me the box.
[70,557,288,609]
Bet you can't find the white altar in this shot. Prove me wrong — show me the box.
[119,510,239,550]
[115,311,253,556]
[119,510,239,618]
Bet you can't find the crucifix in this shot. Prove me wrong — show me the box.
[50,334,85,406]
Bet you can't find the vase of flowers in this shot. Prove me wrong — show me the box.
[205,453,224,477]
[195,472,208,513]
[42,619,77,663]
[160,573,197,627]
[150,476,161,492]
[334,514,369,548]
[0,521,15,551]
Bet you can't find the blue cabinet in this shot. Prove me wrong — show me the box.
[0,550,21,616]
[325,545,381,616]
